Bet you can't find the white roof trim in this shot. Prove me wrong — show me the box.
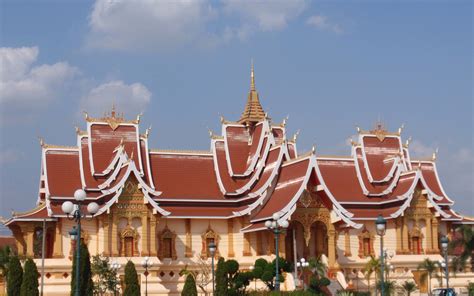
[359,134,402,183]
[353,146,402,197]
[87,121,144,176]
[222,120,268,177]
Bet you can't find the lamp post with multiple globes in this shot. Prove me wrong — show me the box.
[265,212,289,292]
[142,256,153,296]
[209,241,217,295]
[110,260,121,296]
[441,236,450,289]
[61,189,99,296]
[375,215,387,296]
[296,258,309,289]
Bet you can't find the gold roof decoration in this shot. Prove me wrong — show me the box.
[239,61,266,124]
[84,104,140,130]
[357,120,401,142]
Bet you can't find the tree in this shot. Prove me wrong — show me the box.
[7,256,23,296]
[91,255,119,295]
[418,258,438,296]
[451,225,474,272]
[180,257,212,295]
[400,281,417,296]
[252,257,290,291]
[364,256,380,295]
[20,258,39,296]
[308,276,330,295]
[182,274,198,296]
[309,256,327,279]
[124,261,140,296]
[376,280,397,296]
[0,246,13,278]
[215,258,228,296]
[70,242,93,296]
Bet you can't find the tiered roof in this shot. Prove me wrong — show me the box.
[5,66,469,231]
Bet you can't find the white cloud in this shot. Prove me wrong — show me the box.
[409,139,436,158]
[0,46,79,105]
[306,14,342,34]
[85,0,308,51]
[81,80,152,116]
[223,0,307,33]
[86,0,217,51]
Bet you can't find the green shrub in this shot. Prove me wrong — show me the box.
[123,261,140,296]
[70,242,93,296]
[20,258,39,296]
[215,258,228,296]
[182,274,198,296]
[7,256,23,296]
[467,282,474,296]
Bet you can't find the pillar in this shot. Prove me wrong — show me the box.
[243,233,252,256]
[102,215,110,256]
[141,215,149,256]
[150,216,157,256]
[111,214,119,256]
[402,217,409,254]
[25,226,35,257]
[344,230,352,257]
[432,218,439,253]
[279,232,285,257]
[53,221,63,258]
[267,232,274,255]
[328,228,337,268]
[425,217,433,253]
[12,227,26,256]
[256,232,263,256]
[227,219,235,257]
[395,218,403,254]
[185,219,192,257]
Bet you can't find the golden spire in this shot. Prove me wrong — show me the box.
[239,61,266,124]
[250,59,256,91]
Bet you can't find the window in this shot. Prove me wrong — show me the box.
[363,238,371,256]
[158,226,176,260]
[358,228,374,258]
[120,224,139,257]
[163,237,173,259]
[201,226,220,258]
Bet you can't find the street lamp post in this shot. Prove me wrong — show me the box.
[110,260,121,296]
[209,241,216,295]
[438,260,446,288]
[142,256,153,296]
[441,236,449,289]
[375,215,387,296]
[61,189,99,296]
[296,258,309,290]
[249,265,257,291]
[265,212,289,292]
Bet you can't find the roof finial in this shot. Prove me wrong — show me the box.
[398,123,405,135]
[432,148,439,162]
[250,58,255,91]
[111,102,116,118]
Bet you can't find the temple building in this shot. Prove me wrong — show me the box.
[3,65,473,295]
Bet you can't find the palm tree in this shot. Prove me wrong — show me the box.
[309,256,327,279]
[364,255,380,295]
[376,279,397,296]
[400,281,417,296]
[450,225,474,272]
[418,258,438,295]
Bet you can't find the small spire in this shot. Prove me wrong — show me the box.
[239,61,266,124]
[111,102,116,118]
[250,59,256,91]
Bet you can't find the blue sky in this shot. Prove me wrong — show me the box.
[0,0,472,231]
